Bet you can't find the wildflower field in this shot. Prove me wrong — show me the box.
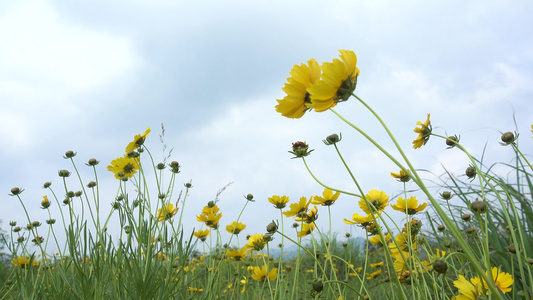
[1,50,532,299]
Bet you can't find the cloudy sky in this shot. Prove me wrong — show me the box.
[1,0,532,252]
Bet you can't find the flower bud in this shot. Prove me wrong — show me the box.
[466,227,476,235]
[266,222,278,233]
[13,227,21,233]
[465,166,476,180]
[87,158,99,166]
[433,260,448,274]
[41,196,51,208]
[289,141,314,158]
[112,202,121,209]
[64,150,76,158]
[345,232,351,238]
[500,132,516,145]
[445,135,459,148]
[323,133,342,146]
[169,161,181,173]
[245,194,254,201]
[342,242,348,248]
[440,191,452,200]
[437,225,445,232]
[508,243,517,254]
[207,201,216,208]
[17,236,25,243]
[263,233,274,242]
[470,200,488,214]
[127,151,139,158]
[46,219,56,225]
[63,198,70,205]
[443,240,452,248]
[312,280,324,292]
[9,221,16,227]
[10,187,22,196]
[527,258,533,265]
[58,170,71,178]
[184,182,193,188]
[32,221,41,227]
[43,182,52,188]
[87,181,97,188]
[292,223,299,228]
[75,191,82,197]
[67,191,75,198]
[462,214,471,222]
[156,163,165,170]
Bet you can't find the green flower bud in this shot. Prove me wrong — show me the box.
[470,200,488,214]
[43,182,52,188]
[433,260,448,274]
[58,170,71,178]
[312,280,324,292]
[10,187,22,196]
[440,191,452,200]
[64,150,76,158]
[266,222,278,233]
[289,141,314,158]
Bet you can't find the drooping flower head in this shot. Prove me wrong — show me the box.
[311,188,340,206]
[251,264,278,282]
[307,50,359,112]
[297,222,316,237]
[193,229,210,242]
[226,221,246,235]
[126,127,151,153]
[268,195,290,209]
[107,155,139,179]
[391,196,427,215]
[412,114,431,149]
[390,169,411,182]
[276,59,321,119]
[156,203,178,222]
[358,190,389,214]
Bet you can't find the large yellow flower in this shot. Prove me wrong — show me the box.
[268,195,290,209]
[244,233,266,252]
[311,188,340,206]
[307,50,359,112]
[412,114,431,149]
[484,267,513,294]
[368,233,392,246]
[125,127,151,153]
[107,155,139,179]
[358,189,389,214]
[454,275,483,300]
[297,222,316,237]
[11,256,39,268]
[251,264,278,282]
[196,205,222,229]
[390,196,427,215]
[226,221,246,235]
[275,59,321,118]
[193,229,210,242]
[156,203,178,222]
[226,247,248,261]
[282,196,311,219]
[343,213,378,226]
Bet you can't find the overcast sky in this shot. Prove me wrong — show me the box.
[1,0,532,252]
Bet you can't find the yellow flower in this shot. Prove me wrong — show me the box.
[11,256,39,268]
[311,188,340,206]
[188,287,203,292]
[368,233,391,246]
[226,247,248,261]
[193,229,210,242]
[196,205,222,229]
[307,50,360,111]
[453,275,483,300]
[125,127,151,153]
[226,221,246,235]
[283,196,311,219]
[156,203,178,222]
[366,269,381,280]
[276,59,321,118]
[370,262,384,268]
[245,233,266,252]
[390,196,427,215]
[41,195,51,209]
[297,222,316,237]
[413,114,431,149]
[295,206,318,223]
[358,190,389,214]
[240,276,247,293]
[107,155,139,179]
[344,213,377,226]
[268,195,290,209]
[251,264,277,282]
[390,169,411,182]
[484,267,513,294]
